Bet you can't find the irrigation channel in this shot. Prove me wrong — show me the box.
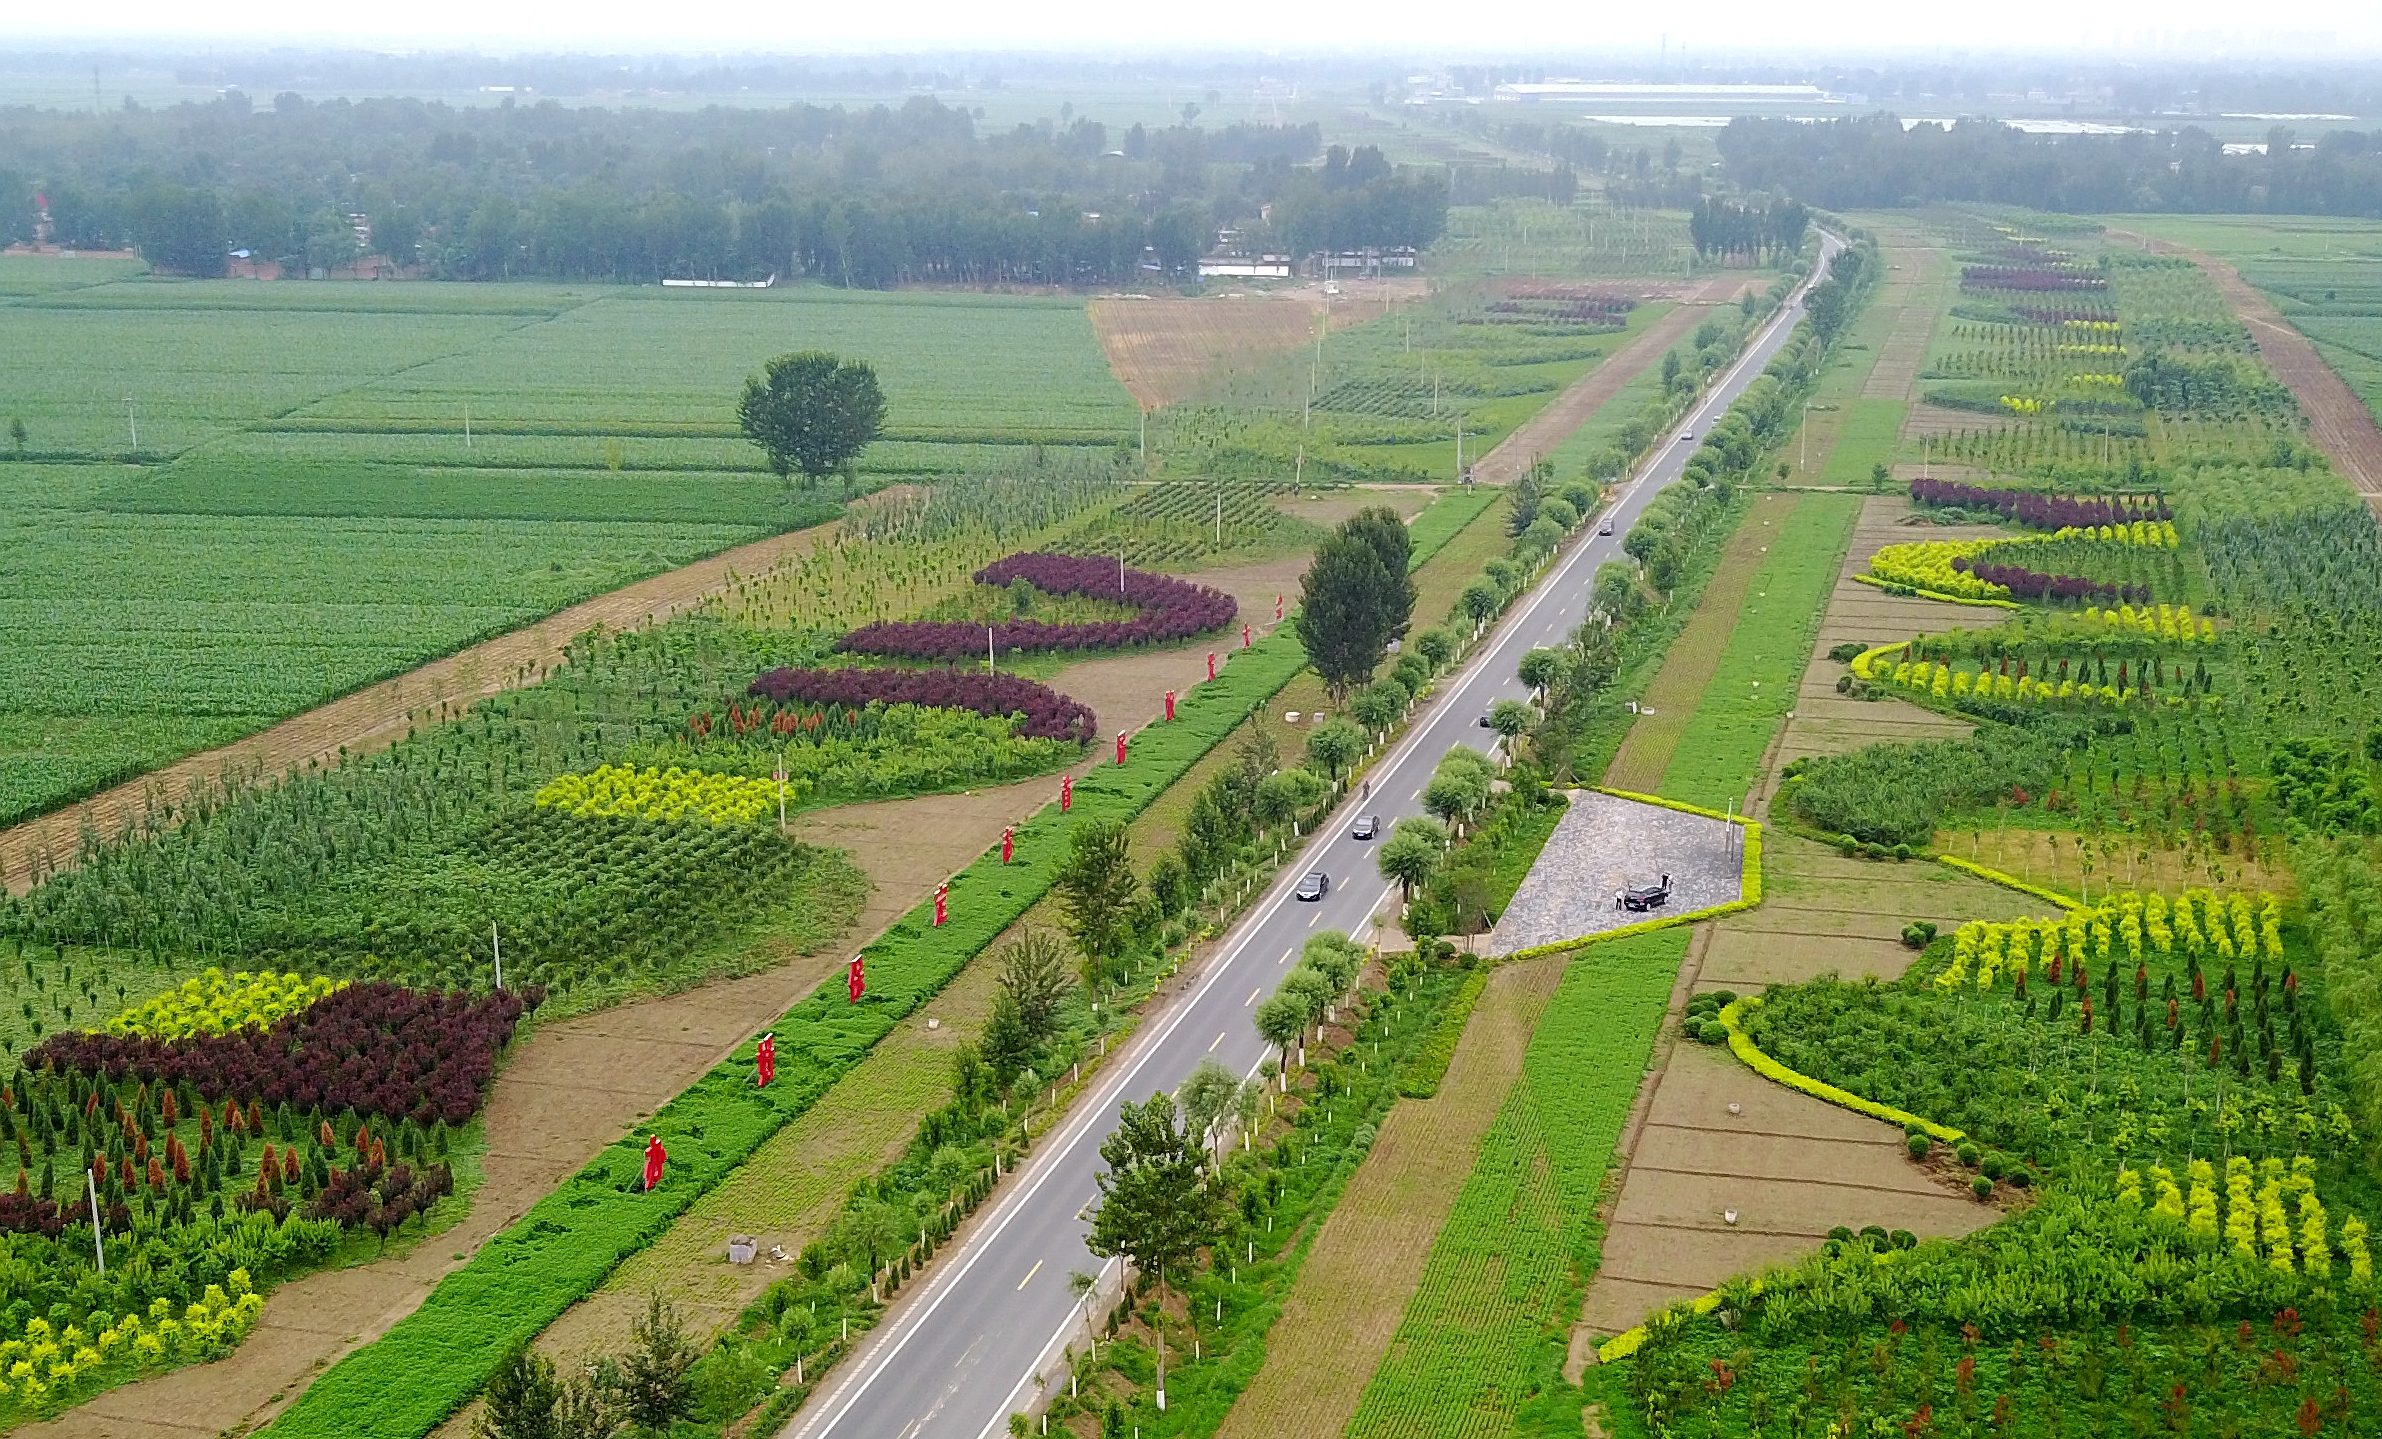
[787,233,1840,1439]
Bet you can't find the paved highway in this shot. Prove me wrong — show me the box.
[787,234,1839,1439]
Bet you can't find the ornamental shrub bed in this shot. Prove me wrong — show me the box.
[833,552,1235,660]
[743,666,1097,743]
[1908,477,2174,530]
[262,624,1312,1439]
[28,983,537,1126]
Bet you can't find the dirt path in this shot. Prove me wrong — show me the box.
[1215,958,1567,1439]
[2106,229,2382,513]
[1602,493,1803,791]
[1469,275,1755,486]
[1862,224,1950,404]
[0,521,840,896]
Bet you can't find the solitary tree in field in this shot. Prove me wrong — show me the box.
[737,351,886,487]
[1299,531,1401,698]
[8,418,25,461]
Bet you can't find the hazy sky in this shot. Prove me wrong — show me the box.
[9,0,2378,60]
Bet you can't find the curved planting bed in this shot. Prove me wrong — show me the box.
[1909,478,2173,531]
[1949,557,2139,604]
[746,665,1097,743]
[0,978,536,1423]
[833,551,1235,660]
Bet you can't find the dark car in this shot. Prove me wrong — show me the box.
[1617,875,1673,912]
[1351,814,1381,841]
[1598,517,1615,536]
[1294,871,1330,902]
[1477,711,1494,728]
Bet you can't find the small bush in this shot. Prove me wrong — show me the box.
[1980,1151,2007,1180]
[1901,921,1939,950]
[1906,1133,1932,1159]
[1828,642,1866,663]
[1956,1142,1982,1168]
[2005,1166,2034,1189]
[1697,1020,1729,1044]
[1890,1230,1918,1250]
[1971,1174,1995,1199]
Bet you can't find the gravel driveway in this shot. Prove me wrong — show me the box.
[1490,790,1744,955]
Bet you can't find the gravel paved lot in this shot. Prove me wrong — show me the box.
[1491,790,1743,955]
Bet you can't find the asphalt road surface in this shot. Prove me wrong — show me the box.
[787,233,1840,1439]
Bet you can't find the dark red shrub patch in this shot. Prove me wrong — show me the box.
[834,552,1235,661]
[744,667,1096,743]
[1909,479,2172,530]
[27,983,542,1128]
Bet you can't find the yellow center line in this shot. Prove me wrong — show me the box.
[1017,1258,1043,1291]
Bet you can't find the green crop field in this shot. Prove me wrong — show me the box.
[1343,928,1686,1439]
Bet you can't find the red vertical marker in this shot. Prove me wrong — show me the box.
[1001,826,1014,864]
[933,882,949,927]
[642,1135,667,1192]
[1164,690,1176,721]
[1242,624,1252,649]
[1116,730,1129,765]
[755,1033,776,1088]
[1275,594,1283,621]
[847,954,865,1002]
[1061,775,1073,812]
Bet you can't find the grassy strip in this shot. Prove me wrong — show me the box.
[1653,492,1862,811]
[262,627,1312,1439]
[1815,396,1906,484]
[1035,965,1469,1436]
[1341,929,1688,1439]
[1404,486,1500,567]
[1397,965,1493,1098]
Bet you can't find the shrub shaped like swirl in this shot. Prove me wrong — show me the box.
[832,551,1236,661]
[28,982,540,1127]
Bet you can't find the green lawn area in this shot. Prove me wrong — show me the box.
[1342,927,1688,1439]
[1814,396,1906,485]
[1654,492,1861,811]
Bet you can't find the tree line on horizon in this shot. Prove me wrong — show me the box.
[1718,113,2382,215]
[0,93,1445,285]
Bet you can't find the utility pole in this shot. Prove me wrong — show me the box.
[492,922,502,991]
[88,1170,105,1274]
[1138,409,1147,473]
[123,397,137,452]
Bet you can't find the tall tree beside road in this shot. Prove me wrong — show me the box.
[1339,506,1417,637]
[737,351,887,486]
[1378,817,1446,900]
[1086,1092,1227,1304]
[1300,517,1411,698]
[1056,817,1139,996]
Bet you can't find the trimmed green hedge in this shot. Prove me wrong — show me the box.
[264,626,1311,1439]
[1399,965,1492,1099]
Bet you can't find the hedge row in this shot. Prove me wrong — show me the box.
[263,625,1312,1439]
[1398,965,1492,1099]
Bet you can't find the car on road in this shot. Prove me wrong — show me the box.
[1598,517,1615,535]
[1350,814,1381,841]
[1477,710,1494,728]
[1617,875,1673,912]
[1677,429,1695,442]
[1294,871,1330,901]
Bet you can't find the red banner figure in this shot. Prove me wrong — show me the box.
[1116,731,1128,765]
[1275,594,1283,621]
[1164,690,1176,721]
[848,954,865,1002]
[1001,826,1014,864]
[1207,652,1217,681]
[643,1135,667,1192]
[755,1033,776,1088]
[1061,775,1073,812]
[1242,624,1252,649]
[934,882,949,927]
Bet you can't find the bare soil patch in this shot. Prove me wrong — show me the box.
[1215,958,1568,1439]
[1271,484,1435,530]
[0,521,839,896]
[1089,296,1322,409]
[1862,231,1951,403]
